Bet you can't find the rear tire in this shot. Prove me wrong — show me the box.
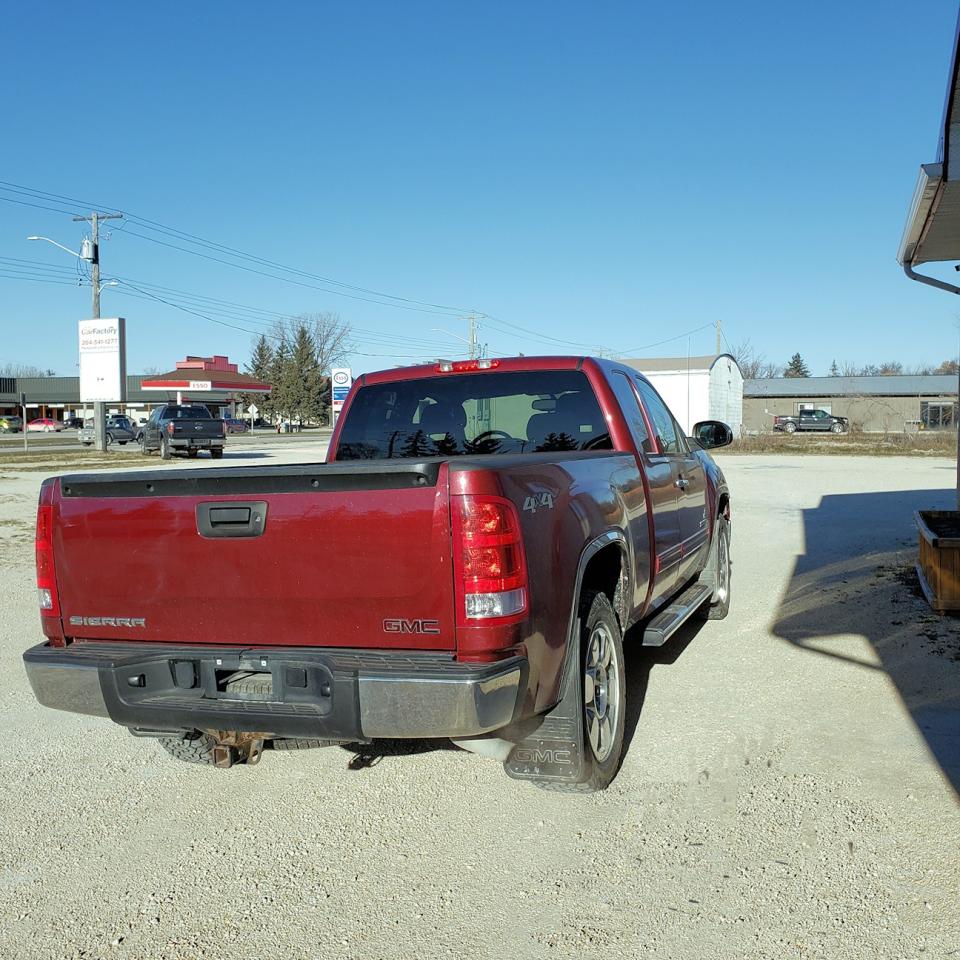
[784,421,797,434]
[210,448,224,459]
[159,731,220,766]
[220,671,272,697]
[187,449,199,458]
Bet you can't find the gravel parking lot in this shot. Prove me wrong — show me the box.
[0,452,957,959]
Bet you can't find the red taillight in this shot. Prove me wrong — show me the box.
[452,495,527,623]
[35,498,60,618]
[166,421,175,435]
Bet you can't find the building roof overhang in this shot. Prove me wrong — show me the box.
[140,371,271,393]
[898,12,960,272]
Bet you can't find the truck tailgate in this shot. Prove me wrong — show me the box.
[52,462,455,650]
[170,419,223,439]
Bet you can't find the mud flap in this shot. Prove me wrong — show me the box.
[503,620,586,784]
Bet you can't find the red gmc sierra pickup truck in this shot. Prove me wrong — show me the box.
[24,356,732,792]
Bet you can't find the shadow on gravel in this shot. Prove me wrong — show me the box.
[771,487,960,798]
[340,738,459,770]
[621,616,705,759]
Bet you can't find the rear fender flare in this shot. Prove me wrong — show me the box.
[555,530,629,703]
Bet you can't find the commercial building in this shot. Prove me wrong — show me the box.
[743,374,957,433]
[623,354,744,435]
[0,355,270,424]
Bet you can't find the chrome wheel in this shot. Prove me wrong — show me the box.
[584,621,620,763]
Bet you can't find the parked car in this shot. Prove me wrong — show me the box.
[0,414,23,433]
[79,415,136,447]
[221,415,249,434]
[139,403,226,459]
[23,356,733,793]
[773,409,849,434]
[26,418,63,432]
[63,416,85,430]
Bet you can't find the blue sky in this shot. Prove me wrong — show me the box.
[2,0,959,377]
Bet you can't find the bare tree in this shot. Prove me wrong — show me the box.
[1,362,55,377]
[268,312,351,374]
[730,339,780,379]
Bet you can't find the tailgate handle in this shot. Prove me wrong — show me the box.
[197,501,268,538]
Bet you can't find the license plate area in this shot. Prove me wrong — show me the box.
[194,438,211,446]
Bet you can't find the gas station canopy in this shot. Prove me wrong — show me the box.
[140,355,271,396]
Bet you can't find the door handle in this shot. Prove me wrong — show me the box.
[197,501,268,538]
[674,477,689,490]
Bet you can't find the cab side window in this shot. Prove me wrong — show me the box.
[608,372,654,454]
[634,378,682,455]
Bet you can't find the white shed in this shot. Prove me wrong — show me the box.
[623,353,743,436]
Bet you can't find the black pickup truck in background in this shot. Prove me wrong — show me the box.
[773,409,848,434]
[139,404,226,459]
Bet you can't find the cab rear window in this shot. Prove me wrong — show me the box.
[336,370,612,460]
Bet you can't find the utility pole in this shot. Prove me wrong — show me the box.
[467,313,478,361]
[73,211,122,452]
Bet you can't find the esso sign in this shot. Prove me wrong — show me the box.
[331,368,352,413]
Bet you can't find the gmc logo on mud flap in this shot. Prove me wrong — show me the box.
[513,748,573,765]
[382,618,441,635]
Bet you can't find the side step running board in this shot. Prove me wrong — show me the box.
[641,581,713,647]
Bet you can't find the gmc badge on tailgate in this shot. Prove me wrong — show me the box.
[383,618,441,635]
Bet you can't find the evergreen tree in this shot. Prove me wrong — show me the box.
[243,335,274,419]
[269,336,291,422]
[829,359,839,377]
[245,312,351,427]
[784,353,811,378]
[285,323,324,426]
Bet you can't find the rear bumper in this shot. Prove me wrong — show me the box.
[169,438,224,448]
[23,642,526,740]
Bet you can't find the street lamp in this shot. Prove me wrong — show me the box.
[27,235,94,261]
[26,234,115,451]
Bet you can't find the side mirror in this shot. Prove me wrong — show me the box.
[691,420,733,449]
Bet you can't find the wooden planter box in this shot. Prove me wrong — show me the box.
[915,510,960,611]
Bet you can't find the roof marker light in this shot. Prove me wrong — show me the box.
[436,359,501,374]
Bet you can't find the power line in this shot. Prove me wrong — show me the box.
[617,322,714,356]
[0,256,77,274]
[106,279,461,351]
[0,194,82,217]
[112,279,462,360]
[0,180,477,317]
[481,313,616,353]
[0,271,82,286]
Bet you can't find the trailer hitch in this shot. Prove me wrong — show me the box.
[205,730,271,768]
